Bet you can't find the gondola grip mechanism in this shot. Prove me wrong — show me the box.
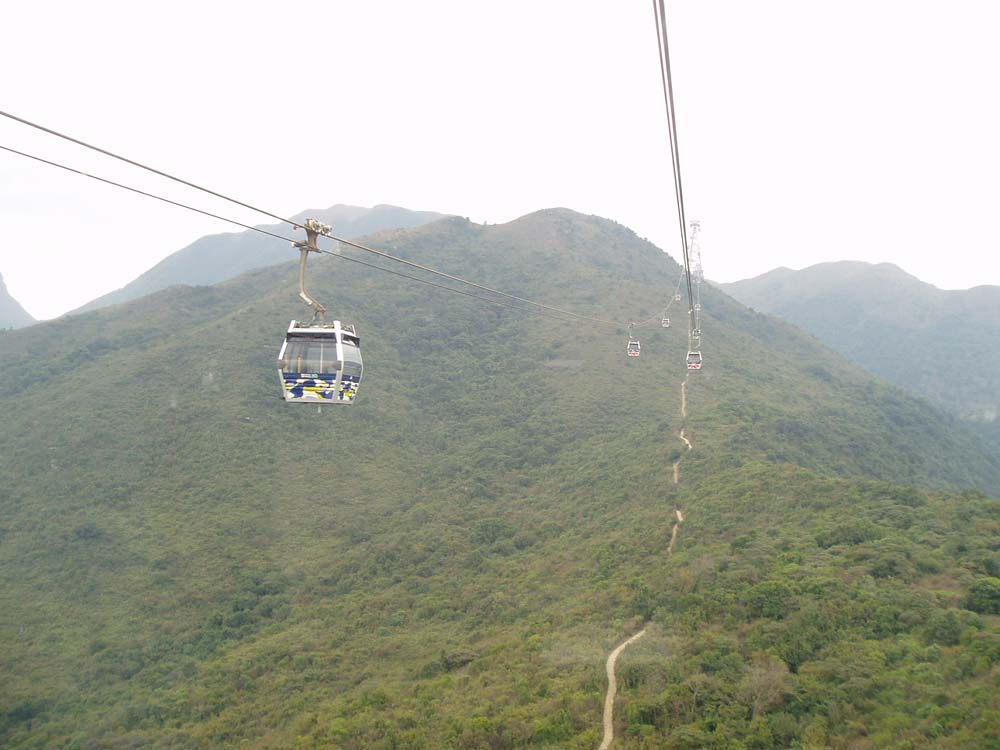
[292,218,331,321]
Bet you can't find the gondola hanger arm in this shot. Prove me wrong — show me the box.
[293,218,331,320]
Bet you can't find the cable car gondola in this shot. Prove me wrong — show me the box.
[661,317,670,328]
[686,351,703,370]
[625,321,641,357]
[277,218,363,406]
[278,320,362,403]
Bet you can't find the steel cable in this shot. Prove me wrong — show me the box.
[0,143,617,328]
[0,109,621,327]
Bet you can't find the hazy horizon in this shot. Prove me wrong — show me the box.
[2,0,998,319]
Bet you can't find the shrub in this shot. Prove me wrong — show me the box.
[965,578,1000,615]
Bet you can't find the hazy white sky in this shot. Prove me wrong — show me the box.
[1,1,998,319]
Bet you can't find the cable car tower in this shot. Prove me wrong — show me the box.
[277,219,363,408]
[652,0,703,371]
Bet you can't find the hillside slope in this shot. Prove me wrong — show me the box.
[722,261,1000,423]
[73,204,449,313]
[2,212,998,749]
[0,272,34,328]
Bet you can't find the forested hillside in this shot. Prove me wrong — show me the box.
[2,211,999,749]
[0,271,35,328]
[73,204,448,313]
[722,262,1000,424]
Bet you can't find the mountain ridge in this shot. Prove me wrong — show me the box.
[722,260,1000,422]
[72,203,450,314]
[0,272,35,329]
[2,210,998,749]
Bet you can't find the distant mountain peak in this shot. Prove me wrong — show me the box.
[0,272,35,329]
[723,261,1000,421]
[72,204,451,314]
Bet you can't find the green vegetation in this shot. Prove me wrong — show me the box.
[722,261,1000,426]
[1,210,998,748]
[616,469,1000,750]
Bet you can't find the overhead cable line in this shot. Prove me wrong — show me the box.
[313,248,595,325]
[0,109,621,328]
[0,144,289,241]
[652,0,697,337]
[633,268,686,329]
[2,110,623,327]
[0,143,609,327]
[320,231,620,327]
[0,109,295,228]
[632,313,662,329]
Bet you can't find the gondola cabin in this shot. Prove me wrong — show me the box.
[661,317,670,328]
[278,320,363,404]
[686,351,703,370]
[627,340,641,357]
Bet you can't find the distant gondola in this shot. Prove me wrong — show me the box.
[627,340,641,357]
[686,351,702,370]
[278,320,363,404]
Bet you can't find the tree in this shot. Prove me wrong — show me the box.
[740,654,793,718]
[924,610,962,646]
[966,578,1000,615]
[744,581,796,620]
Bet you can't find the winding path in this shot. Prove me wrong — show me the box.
[597,378,689,746]
[667,508,684,555]
[672,378,692,484]
[678,428,692,452]
[599,629,647,750]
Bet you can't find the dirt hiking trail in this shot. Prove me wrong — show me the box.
[667,508,684,555]
[672,377,692,484]
[599,377,689,745]
[598,629,647,750]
